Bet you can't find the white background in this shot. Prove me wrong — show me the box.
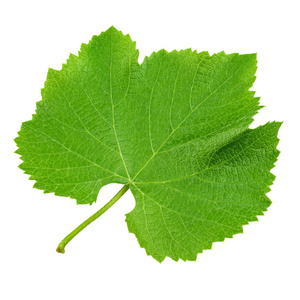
[1,0,299,299]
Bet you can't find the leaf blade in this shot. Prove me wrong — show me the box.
[127,122,281,262]
[16,27,282,260]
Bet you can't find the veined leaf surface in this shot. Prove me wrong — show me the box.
[15,26,281,262]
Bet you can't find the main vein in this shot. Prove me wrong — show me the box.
[132,62,246,181]
[109,31,131,180]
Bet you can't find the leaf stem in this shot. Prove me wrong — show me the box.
[56,184,130,254]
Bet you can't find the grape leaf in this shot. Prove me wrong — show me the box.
[15,26,281,262]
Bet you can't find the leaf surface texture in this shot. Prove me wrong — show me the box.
[16,27,281,262]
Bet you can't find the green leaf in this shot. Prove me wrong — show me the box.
[15,26,281,262]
